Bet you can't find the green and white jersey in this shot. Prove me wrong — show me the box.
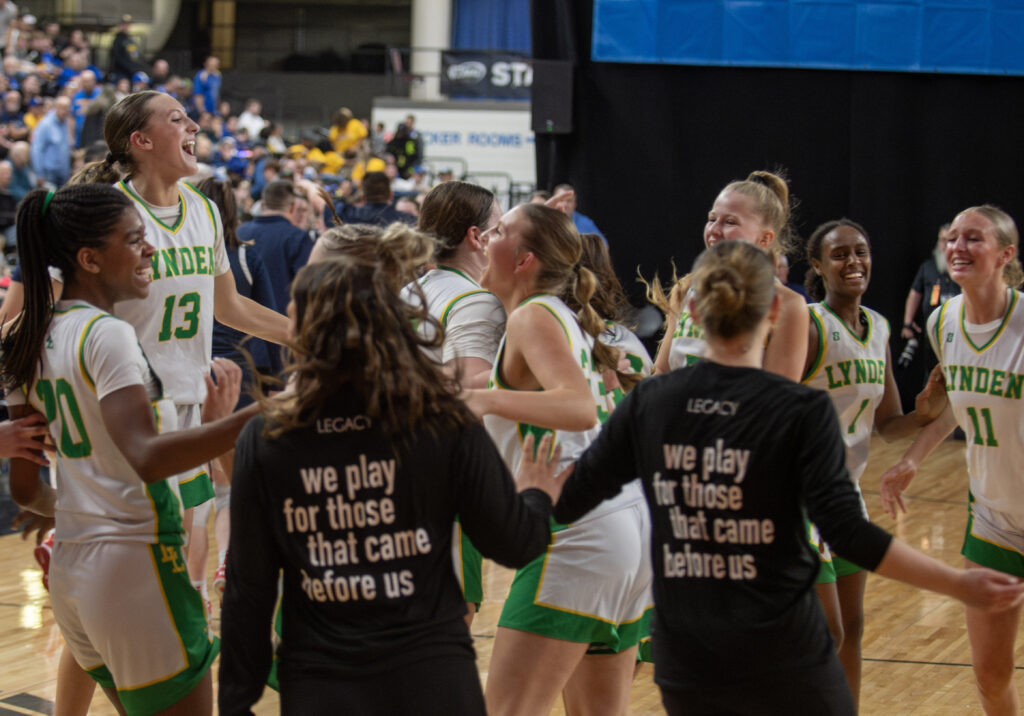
[605,322,654,378]
[484,295,640,517]
[114,180,230,405]
[668,289,706,370]
[803,303,889,484]
[407,265,505,365]
[604,321,653,408]
[9,302,182,544]
[929,289,1024,518]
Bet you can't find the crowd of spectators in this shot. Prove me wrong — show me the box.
[0,9,447,267]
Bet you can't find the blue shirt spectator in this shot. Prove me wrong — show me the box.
[572,210,606,243]
[71,70,100,146]
[8,141,35,201]
[0,90,23,125]
[30,96,72,186]
[553,183,607,245]
[193,56,222,115]
[57,61,103,89]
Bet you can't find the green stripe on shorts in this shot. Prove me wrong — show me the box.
[832,554,864,578]
[962,500,1024,578]
[146,478,184,544]
[816,559,837,584]
[498,527,650,653]
[86,663,116,690]
[267,599,283,692]
[115,544,218,716]
[456,515,483,606]
[637,636,654,664]
[179,471,214,509]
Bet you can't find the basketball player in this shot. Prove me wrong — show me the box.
[881,205,1024,715]
[3,184,258,715]
[72,90,290,602]
[408,181,503,624]
[465,204,651,716]
[652,170,808,381]
[802,218,947,708]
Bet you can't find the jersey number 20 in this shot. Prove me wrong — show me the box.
[35,378,92,457]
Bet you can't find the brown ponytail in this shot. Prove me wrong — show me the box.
[69,91,162,185]
[517,204,619,376]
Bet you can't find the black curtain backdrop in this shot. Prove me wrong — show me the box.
[532,0,1024,405]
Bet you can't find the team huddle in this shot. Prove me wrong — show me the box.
[5,90,1024,716]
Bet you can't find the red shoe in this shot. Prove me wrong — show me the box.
[213,560,226,597]
[33,530,54,592]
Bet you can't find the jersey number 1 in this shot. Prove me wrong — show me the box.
[158,292,201,341]
[965,407,999,447]
[848,398,870,434]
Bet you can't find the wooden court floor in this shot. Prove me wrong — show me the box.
[0,434,1021,715]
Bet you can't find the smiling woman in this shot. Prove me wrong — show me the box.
[880,205,1024,715]
[801,218,948,709]
[53,91,293,714]
[652,170,809,381]
[0,184,258,716]
[69,90,289,543]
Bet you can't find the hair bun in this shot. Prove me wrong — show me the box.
[704,267,744,314]
[691,241,775,340]
[746,170,790,209]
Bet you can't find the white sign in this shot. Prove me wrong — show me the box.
[372,103,536,187]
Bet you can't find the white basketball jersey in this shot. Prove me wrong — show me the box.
[668,289,706,370]
[604,322,654,378]
[13,302,182,544]
[484,295,641,517]
[408,265,504,364]
[114,180,230,405]
[803,303,889,484]
[930,289,1024,518]
[604,321,653,408]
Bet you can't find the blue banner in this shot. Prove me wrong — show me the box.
[592,0,1024,75]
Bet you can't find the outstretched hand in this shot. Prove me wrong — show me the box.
[201,358,243,423]
[0,413,50,465]
[545,190,574,217]
[514,433,567,502]
[958,566,1024,612]
[879,458,917,518]
[914,365,948,423]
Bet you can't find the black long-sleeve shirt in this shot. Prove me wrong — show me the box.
[554,361,893,689]
[219,399,552,714]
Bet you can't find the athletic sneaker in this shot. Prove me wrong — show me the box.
[213,560,226,596]
[34,530,54,592]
